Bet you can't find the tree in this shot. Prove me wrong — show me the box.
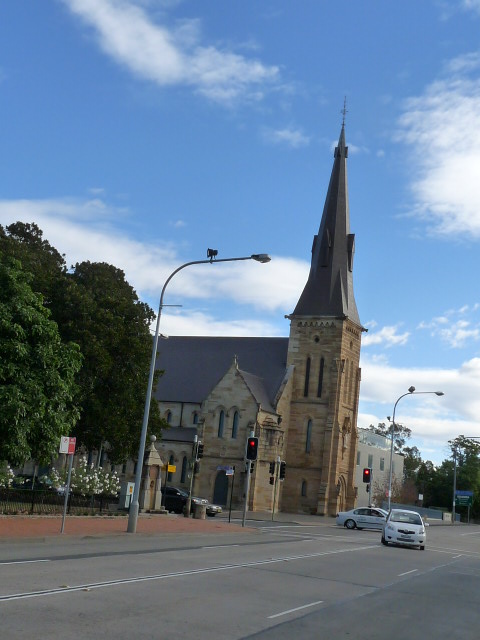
[367,421,412,454]
[0,255,82,465]
[0,224,166,462]
[403,445,422,481]
[62,261,164,462]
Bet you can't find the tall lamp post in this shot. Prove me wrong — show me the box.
[127,250,271,533]
[387,386,444,511]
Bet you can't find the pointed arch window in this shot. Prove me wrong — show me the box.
[217,410,225,438]
[301,480,307,497]
[304,357,311,397]
[343,360,349,401]
[193,412,199,425]
[181,456,188,483]
[317,357,324,397]
[306,419,313,453]
[166,411,172,424]
[232,411,239,439]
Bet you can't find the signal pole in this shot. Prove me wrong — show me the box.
[242,429,255,527]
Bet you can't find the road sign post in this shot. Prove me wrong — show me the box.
[59,436,76,533]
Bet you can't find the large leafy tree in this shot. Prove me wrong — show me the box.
[1,223,165,463]
[0,254,82,465]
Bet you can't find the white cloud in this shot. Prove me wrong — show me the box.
[0,196,308,317]
[362,324,410,347]
[262,127,310,148]
[418,304,480,348]
[396,55,480,238]
[358,354,480,463]
[62,0,280,105]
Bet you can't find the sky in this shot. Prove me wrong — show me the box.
[1,1,480,466]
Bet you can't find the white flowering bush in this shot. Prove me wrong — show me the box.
[41,457,121,497]
[0,463,15,488]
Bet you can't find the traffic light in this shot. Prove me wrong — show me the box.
[269,476,275,485]
[197,442,204,459]
[194,461,200,474]
[363,467,371,483]
[279,461,286,480]
[366,484,370,493]
[269,461,275,475]
[250,462,255,474]
[246,437,258,460]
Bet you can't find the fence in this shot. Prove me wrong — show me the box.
[0,488,118,515]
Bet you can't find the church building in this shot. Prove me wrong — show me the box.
[153,123,365,516]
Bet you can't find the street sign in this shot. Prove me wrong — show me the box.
[217,465,234,475]
[455,490,473,507]
[59,436,76,455]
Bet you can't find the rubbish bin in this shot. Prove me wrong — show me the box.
[194,504,207,520]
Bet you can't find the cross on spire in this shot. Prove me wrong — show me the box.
[341,97,348,127]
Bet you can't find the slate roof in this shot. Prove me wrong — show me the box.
[293,124,361,327]
[153,336,289,410]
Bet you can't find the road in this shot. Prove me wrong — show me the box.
[1,517,479,639]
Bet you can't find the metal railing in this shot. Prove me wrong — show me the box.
[0,488,117,515]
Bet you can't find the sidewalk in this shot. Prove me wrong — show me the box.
[0,513,255,540]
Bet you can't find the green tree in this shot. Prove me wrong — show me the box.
[0,255,82,465]
[0,224,166,462]
[366,421,412,453]
[62,261,164,462]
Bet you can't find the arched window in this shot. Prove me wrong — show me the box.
[217,410,225,438]
[193,412,199,425]
[166,411,172,424]
[167,454,175,481]
[301,481,307,497]
[317,357,324,397]
[181,456,187,483]
[306,419,312,453]
[304,357,311,397]
[232,411,239,439]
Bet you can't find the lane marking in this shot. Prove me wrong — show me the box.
[0,560,50,566]
[202,545,240,549]
[398,569,418,577]
[268,600,323,619]
[0,544,376,603]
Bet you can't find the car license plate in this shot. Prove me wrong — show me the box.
[399,536,412,541]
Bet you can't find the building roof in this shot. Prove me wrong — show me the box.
[293,124,361,326]
[153,336,289,408]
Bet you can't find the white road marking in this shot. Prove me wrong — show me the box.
[268,600,324,619]
[0,544,376,603]
[398,569,418,576]
[202,545,240,549]
[0,560,50,566]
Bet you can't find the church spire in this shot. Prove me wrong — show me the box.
[292,121,361,326]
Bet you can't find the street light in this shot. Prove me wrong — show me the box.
[127,250,271,533]
[387,386,444,511]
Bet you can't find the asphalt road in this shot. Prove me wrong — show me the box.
[1,518,479,639]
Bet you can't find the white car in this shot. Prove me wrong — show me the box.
[381,509,428,550]
[336,507,388,530]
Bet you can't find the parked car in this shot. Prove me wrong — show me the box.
[381,508,428,550]
[336,507,388,530]
[161,486,222,516]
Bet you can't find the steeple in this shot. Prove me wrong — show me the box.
[292,123,361,327]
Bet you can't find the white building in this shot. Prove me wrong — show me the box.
[355,428,404,507]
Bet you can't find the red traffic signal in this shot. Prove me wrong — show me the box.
[363,467,372,483]
[246,437,258,461]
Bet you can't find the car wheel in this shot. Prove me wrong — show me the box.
[381,535,388,546]
[420,545,425,550]
[345,519,356,530]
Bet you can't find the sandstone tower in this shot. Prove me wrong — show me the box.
[282,123,364,516]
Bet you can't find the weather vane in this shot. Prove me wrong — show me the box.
[341,97,348,126]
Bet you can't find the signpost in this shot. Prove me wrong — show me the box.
[59,436,76,533]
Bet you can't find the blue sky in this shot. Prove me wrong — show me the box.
[2,1,480,465]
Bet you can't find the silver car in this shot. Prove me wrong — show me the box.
[336,507,388,530]
[381,508,428,550]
